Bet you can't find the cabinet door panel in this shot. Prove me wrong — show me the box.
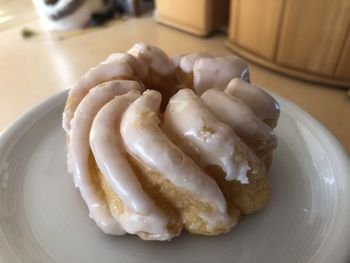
[276,0,350,76]
[228,0,284,60]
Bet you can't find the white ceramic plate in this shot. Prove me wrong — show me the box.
[0,90,349,263]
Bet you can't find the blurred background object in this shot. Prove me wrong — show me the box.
[31,0,108,30]
[155,0,229,36]
[31,0,154,30]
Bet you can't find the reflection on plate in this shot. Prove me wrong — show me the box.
[0,91,349,263]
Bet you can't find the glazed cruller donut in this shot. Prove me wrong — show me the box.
[63,43,280,241]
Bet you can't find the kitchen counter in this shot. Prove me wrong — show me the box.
[0,7,349,153]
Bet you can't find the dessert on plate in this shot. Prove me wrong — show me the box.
[62,43,280,241]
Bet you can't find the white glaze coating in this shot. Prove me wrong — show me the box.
[104,53,149,79]
[62,61,135,132]
[120,90,231,229]
[127,43,175,76]
[201,89,277,152]
[225,78,280,127]
[90,91,174,240]
[163,89,250,184]
[193,56,249,95]
[179,52,214,73]
[68,80,142,235]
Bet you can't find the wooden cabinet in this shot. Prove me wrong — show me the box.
[227,0,350,86]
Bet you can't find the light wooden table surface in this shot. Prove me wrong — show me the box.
[0,2,349,153]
